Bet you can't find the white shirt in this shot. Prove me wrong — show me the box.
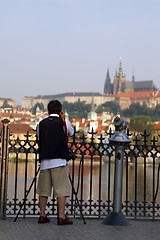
[37,114,74,170]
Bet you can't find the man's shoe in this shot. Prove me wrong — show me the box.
[38,215,50,224]
[57,216,73,225]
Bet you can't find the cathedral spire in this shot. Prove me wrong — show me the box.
[119,57,123,76]
[107,68,110,78]
[132,68,135,82]
[104,68,111,94]
[113,58,126,94]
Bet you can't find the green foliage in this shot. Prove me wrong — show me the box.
[61,101,160,121]
[122,103,160,120]
[96,101,121,114]
[152,104,160,118]
[31,102,44,114]
[129,115,154,134]
[63,100,90,119]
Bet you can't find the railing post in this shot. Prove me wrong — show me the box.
[0,118,10,219]
[102,115,131,226]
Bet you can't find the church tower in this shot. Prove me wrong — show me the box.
[132,70,135,82]
[104,69,112,94]
[113,59,126,94]
[87,95,97,121]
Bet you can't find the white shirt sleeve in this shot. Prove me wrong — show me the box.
[65,119,74,136]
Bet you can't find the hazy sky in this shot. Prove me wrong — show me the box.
[0,0,160,105]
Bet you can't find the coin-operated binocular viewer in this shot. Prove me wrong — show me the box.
[102,115,131,226]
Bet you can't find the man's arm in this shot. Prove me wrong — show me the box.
[66,119,74,136]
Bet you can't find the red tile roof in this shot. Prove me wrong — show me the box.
[152,122,160,130]
[116,91,160,99]
[0,123,35,134]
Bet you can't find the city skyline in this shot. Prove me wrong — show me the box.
[1,0,160,105]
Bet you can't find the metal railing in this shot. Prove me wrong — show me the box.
[0,120,160,220]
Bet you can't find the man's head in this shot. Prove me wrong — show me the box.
[47,100,62,115]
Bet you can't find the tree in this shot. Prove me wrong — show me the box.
[152,104,160,119]
[31,102,44,114]
[63,100,90,119]
[129,115,155,137]
[123,103,153,117]
[96,101,120,114]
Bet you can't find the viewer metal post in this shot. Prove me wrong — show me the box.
[102,115,131,226]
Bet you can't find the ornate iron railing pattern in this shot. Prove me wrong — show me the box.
[1,124,160,219]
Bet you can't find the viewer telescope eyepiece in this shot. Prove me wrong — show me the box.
[114,115,128,132]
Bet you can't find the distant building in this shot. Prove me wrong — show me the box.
[0,98,15,107]
[133,80,156,92]
[104,59,157,94]
[0,122,35,139]
[21,92,103,110]
[0,107,35,124]
[115,91,160,110]
[21,60,158,111]
[103,69,112,94]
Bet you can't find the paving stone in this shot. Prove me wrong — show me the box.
[0,218,160,240]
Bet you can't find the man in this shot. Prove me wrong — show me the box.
[36,100,74,225]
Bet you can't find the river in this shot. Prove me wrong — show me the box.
[7,158,160,204]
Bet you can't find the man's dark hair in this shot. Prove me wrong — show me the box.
[47,100,62,114]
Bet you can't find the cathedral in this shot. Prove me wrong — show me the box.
[104,60,157,95]
[21,59,158,110]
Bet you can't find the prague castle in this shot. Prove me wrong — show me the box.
[104,59,156,94]
[21,60,159,110]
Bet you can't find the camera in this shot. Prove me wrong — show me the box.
[68,149,76,161]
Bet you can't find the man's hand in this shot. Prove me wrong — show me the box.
[59,112,65,122]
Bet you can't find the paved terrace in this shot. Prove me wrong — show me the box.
[0,217,159,240]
